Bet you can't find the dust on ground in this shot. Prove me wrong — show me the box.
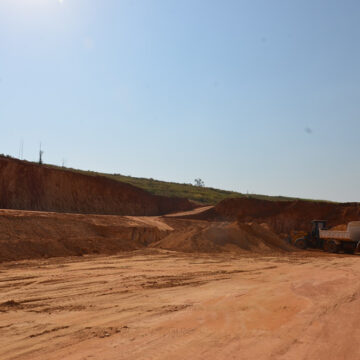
[1,250,360,360]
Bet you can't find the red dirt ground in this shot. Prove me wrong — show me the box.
[1,159,360,359]
[2,251,360,360]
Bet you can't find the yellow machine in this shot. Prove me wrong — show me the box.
[294,220,360,254]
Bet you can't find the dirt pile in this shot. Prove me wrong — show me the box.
[0,209,172,262]
[0,209,295,262]
[151,218,294,253]
[183,198,360,235]
[0,156,195,216]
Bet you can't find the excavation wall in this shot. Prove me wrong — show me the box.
[185,198,360,235]
[0,156,195,216]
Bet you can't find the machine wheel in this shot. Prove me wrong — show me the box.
[294,238,307,249]
[324,240,339,253]
[343,243,356,254]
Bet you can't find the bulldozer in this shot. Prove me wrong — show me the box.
[294,220,360,254]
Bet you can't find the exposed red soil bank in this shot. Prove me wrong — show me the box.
[0,209,173,262]
[188,198,360,234]
[0,156,195,215]
[0,208,294,262]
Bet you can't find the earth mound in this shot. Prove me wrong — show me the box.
[151,219,294,253]
[0,156,195,216]
[0,209,295,262]
[0,209,172,262]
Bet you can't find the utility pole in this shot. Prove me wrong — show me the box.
[39,143,44,165]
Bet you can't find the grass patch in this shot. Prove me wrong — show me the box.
[0,155,327,205]
[43,164,310,204]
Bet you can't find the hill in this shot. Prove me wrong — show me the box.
[102,174,302,204]
[0,155,195,215]
[1,154,328,206]
[40,161,310,205]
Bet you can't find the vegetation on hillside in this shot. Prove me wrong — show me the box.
[0,155,321,205]
[103,173,302,204]
[45,163,304,204]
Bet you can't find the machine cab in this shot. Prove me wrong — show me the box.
[311,220,327,239]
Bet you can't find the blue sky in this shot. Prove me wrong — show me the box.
[0,0,359,202]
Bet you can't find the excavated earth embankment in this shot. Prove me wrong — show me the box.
[0,156,195,216]
[0,209,173,262]
[2,156,359,262]
[0,208,295,262]
[183,198,360,235]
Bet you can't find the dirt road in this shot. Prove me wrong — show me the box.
[1,250,360,360]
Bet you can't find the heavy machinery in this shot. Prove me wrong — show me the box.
[294,220,360,254]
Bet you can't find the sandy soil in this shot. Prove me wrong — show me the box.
[2,250,360,360]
